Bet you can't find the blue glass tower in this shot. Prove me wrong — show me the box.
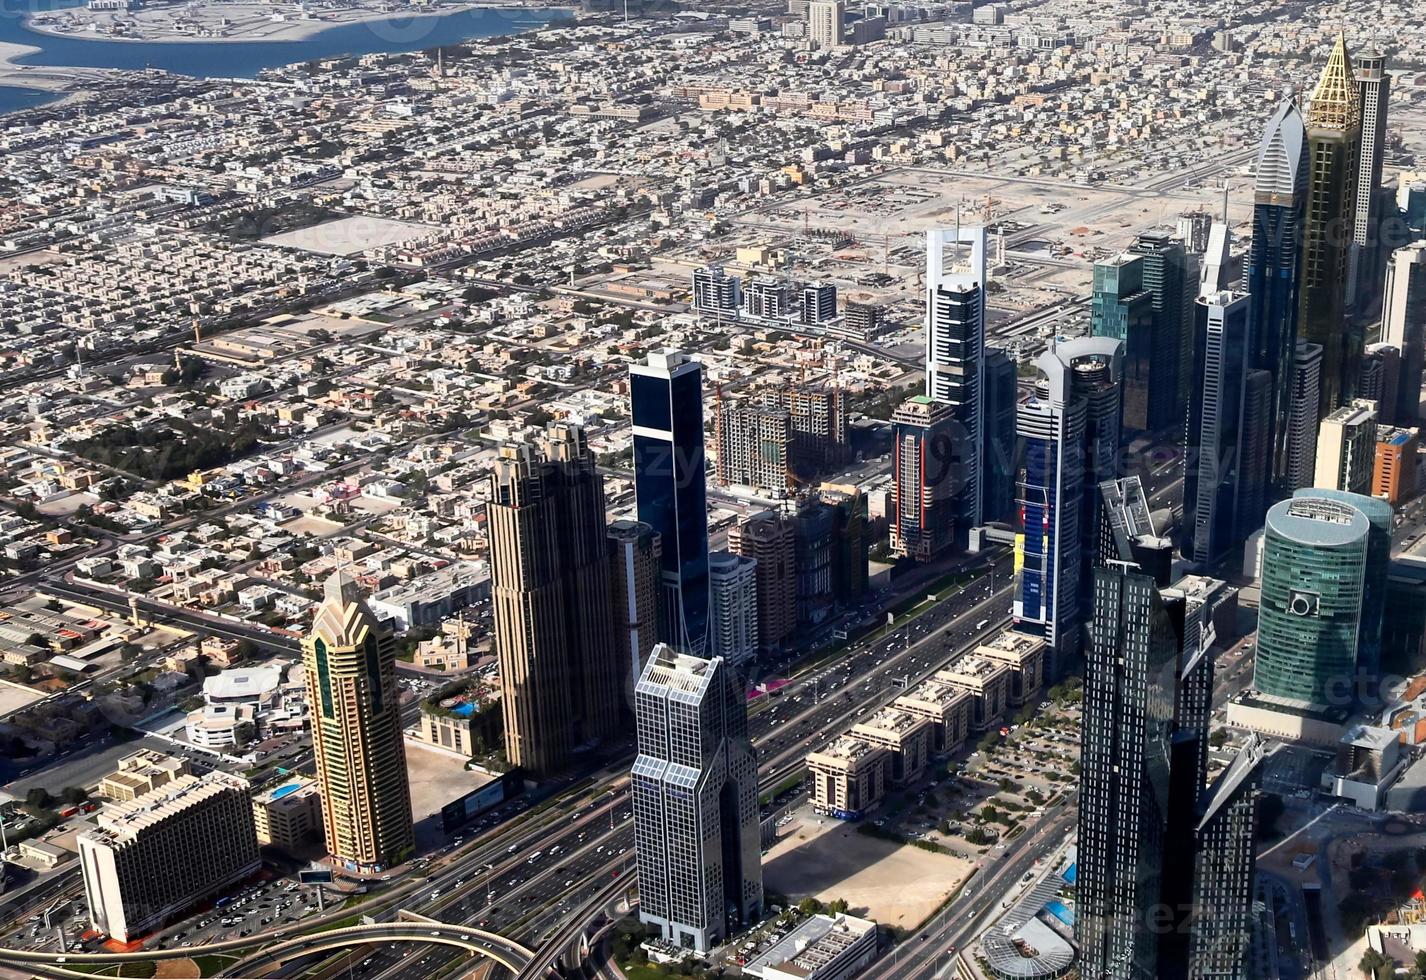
[1246,99,1309,493]
[631,350,710,654]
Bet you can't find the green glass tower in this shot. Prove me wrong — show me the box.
[1254,494,1369,709]
[1091,254,1155,431]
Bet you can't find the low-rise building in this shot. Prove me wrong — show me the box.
[849,705,931,785]
[251,777,323,852]
[1322,724,1407,811]
[78,773,259,942]
[894,678,973,753]
[743,913,878,980]
[99,750,190,802]
[937,655,1011,732]
[973,630,1046,708]
[807,734,889,820]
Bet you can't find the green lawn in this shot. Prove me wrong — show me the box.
[620,965,672,980]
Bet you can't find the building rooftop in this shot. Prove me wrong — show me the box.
[1268,495,1369,547]
[88,772,249,842]
[939,655,1010,684]
[743,913,876,979]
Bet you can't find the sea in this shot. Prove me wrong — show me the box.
[0,0,568,114]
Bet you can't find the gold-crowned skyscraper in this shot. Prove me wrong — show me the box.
[303,571,414,871]
[1299,33,1362,415]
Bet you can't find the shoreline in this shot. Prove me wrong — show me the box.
[13,1,570,49]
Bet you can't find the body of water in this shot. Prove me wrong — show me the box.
[0,84,60,114]
[0,0,566,81]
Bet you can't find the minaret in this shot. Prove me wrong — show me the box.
[1298,33,1361,415]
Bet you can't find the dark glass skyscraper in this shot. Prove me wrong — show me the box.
[1300,35,1362,414]
[1091,255,1156,432]
[1246,100,1308,491]
[982,345,1019,525]
[631,350,710,654]
[1127,231,1190,431]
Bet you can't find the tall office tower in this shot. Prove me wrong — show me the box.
[1312,398,1377,495]
[1014,339,1124,676]
[801,281,837,325]
[1298,488,1391,687]
[1072,352,1125,608]
[1178,209,1214,254]
[1077,563,1186,980]
[1253,494,1369,709]
[1286,342,1323,489]
[1247,100,1309,490]
[633,646,762,951]
[79,773,259,942]
[1127,231,1191,422]
[1382,242,1426,424]
[715,396,791,494]
[488,424,620,775]
[1091,254,1156,431]
[729,510,797,653]
[304,572,414,870]
[807,0,844,48]
[1353,48,1391,313]
[744,276,796,319]
[1184,289,1258,567]
[793,495,836,627]
[692,266,741,318]
[1357,344,1401,424]
[608,520,662,708]
[925,226,987,537]
[828,490,869,602]
[779,383,850,474]
[1300,35,1362,413]
[1402,177,1426,238]
[982,346,1019,525]
[1078,564,1265,980]
[1097,476,1173,587]
[708,551,758,668]
[890,395,956,560]
[1185,738,1268,980]
[1239,369,1274,539]
[632,350,711,653]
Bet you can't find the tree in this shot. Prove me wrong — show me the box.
[797,897,824,915]
[1209,728,1231,748]
[1359,948,1387,977]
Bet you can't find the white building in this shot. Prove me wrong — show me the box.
[708,551,758,667]
[743,913,878,980]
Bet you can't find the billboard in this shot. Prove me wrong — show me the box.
[298,868,334,885]
[440,771,524,833]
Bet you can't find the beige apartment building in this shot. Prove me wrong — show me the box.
[807,734,889,819]
[894,678,973,753]
[78,773,259,942]
[937,655,1011,732]
[974,630,1047,709]
[98,750,189,802]
[251,777,323,853]
[850,706,932,785]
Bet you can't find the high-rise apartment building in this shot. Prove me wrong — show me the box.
[1382,241,1426,424]
[925,226,987,536]
[729,510,797,653]
[1014,339,1124,676]
[1091,253,1157,432]
[1253,494,1370,709]
[982,346,1018,525]
[1313,398,1377,495]
[807,0,844,48]
[79,773,260,942]
[633,646,762,951]
[1247,100,1309,491]
[744,276,796,319]
[801,281,837,324]
[781,383,850,473]
[1097,476,1173,587]
[692,266,741,317]
[708,551,758,668]
[608,519,662,707]
[715,397,791,494]
[1300,35,1362,413]
[1353,48,1391,312]
[890,395,956,560]
[303,572,414,870]
[631,350,711,652]
[488,423,620,775]
[793,494,836,627]
[1185,289,1267,566]
[1127,231,1191,422]
[828,490,869,603]
[1287,342,1324,489]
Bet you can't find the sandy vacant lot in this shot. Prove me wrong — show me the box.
[0,681,45,716]
[763,805,973,929]
[263,215,436,256]
[404,738,494,852]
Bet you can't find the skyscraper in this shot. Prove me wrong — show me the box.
[1246,100,1309,490]
[1353,48,1391,313]
[632,350,711,653]
[1299,35,1362,413]
[729,510,797,654]
[608,519,661,708]
[488,423,620,775]
[1091,254,1156,432]
[807,0,844,48]
[1286,342,1324,489]
[1253,494,1370,709]
[982,345,1019,525]
[890,395,956,560]
[1299,488,1390,687]
[303,571,414,871]
[1097,476,1173,587]
[1357,343,1401,425]
[1313,398,1377,495]
[1014,338,1123,675]
[633,646,762,951]
[1078,563,1265,980]
[1184,289,1259,566]
[793,494,836,627]
[708,551,758,668]
[925,226,987,536]
[715,396,791,494]
[1382,241,1426,424]
[1127,231,1191,428]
